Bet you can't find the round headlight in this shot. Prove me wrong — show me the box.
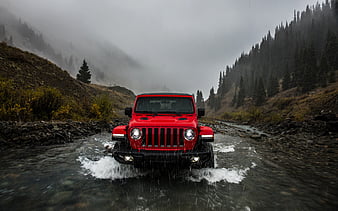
[130,128,142,140]
[184,129,195,141]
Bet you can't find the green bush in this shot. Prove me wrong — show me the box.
[31,87,63,120]
[0,79,32,121]
[90,94,116,121]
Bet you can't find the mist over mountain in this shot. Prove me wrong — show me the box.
[2,0,324,96]
[205,1,337,120]
[0,6,155,93]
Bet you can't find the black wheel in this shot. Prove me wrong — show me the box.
[205,143,215,168]
[196,143,214,168]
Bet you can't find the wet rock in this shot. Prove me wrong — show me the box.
[0,120,118,150]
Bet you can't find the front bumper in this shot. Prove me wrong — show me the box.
[112,142,213,168]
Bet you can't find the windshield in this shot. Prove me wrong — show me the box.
[135,97,194,114]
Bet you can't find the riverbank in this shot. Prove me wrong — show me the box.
[253,118,338,190]
[205,117,338,200]
[0,120,127,151]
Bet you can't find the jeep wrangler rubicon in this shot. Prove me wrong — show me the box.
[110,93,214,168]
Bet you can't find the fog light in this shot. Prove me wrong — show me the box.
[124,155,134,162]
[191,156,200,163]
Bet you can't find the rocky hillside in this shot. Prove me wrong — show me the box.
[0,42,134,121]
[208,81,338,122]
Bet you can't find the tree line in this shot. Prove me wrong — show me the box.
[206,0,337,110]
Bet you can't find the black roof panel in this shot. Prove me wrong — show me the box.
[137,92,193,96]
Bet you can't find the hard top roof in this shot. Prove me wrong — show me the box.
[137,92,193,97]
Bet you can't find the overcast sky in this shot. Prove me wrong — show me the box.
[1,0,324,96]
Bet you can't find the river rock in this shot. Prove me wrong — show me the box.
[0,120,121,150]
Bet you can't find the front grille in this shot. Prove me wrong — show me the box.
[141,128,184,148]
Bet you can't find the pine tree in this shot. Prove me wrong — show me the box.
[237,76,245,107]
[217,72,222,95]
[325,30,338,71]
[254,78,266,106]
[301,45,317,93]
[282,70,291,91]
[196,90,205,108]
[232,86,237,107]
[328,71,336,83]
[208,87,216,109]
[318,55,329,87]
[8,36,13,45]
[267,76,279,97]
[76,60,91,84]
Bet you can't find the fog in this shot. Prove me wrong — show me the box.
[1,0,323,96]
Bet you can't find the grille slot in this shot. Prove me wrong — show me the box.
[141,127,184,148]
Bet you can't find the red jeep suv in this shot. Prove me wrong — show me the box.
[111,93,214,168]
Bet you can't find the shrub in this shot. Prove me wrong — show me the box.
[90,103,102,119]
[90,94,116,121]
[52,104,72,120]
[31,87,63,120]
[0,79,32,121]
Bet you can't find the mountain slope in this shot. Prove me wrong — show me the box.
[0,6,143,89]
[0,42,134,121]
[206,1,338,122]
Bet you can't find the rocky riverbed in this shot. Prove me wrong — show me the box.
[205,118,338,202]
[0,118,337,208]
[1,117,337,190]
[0,120,127,151]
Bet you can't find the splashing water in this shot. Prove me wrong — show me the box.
[188,162,256,184]
[77,132,257,184]
[79,155,255,184]
[78,156,147,180]
[213,143,236,153]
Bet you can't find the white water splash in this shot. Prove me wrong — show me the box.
[188,162,256,184]
[78,156,147,180]
[213,143,235,153]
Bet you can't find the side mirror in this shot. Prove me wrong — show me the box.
[197,108,205,118]
[125,107,132,117]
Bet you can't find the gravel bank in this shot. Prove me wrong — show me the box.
[0,120,127,151]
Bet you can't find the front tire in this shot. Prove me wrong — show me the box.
[196,142,214,168]
[204,143,215,168]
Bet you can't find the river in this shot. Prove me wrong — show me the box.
[0,130,336,210]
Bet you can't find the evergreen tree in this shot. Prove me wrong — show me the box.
[237,76,245,107]
[8,36,13,45]
[217,72,223,95]
[325,30,338,71]
[196,90,205,108]
[76,60,91,84]
[318,55,329,87]
[232,86,237,107]
[267,76,279,97]
[208,87,216,109]
[328,71,336,83]
[282,70,291,91]
[254,78,266,106]
[207,2,337,108]
[301,45,317,93]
